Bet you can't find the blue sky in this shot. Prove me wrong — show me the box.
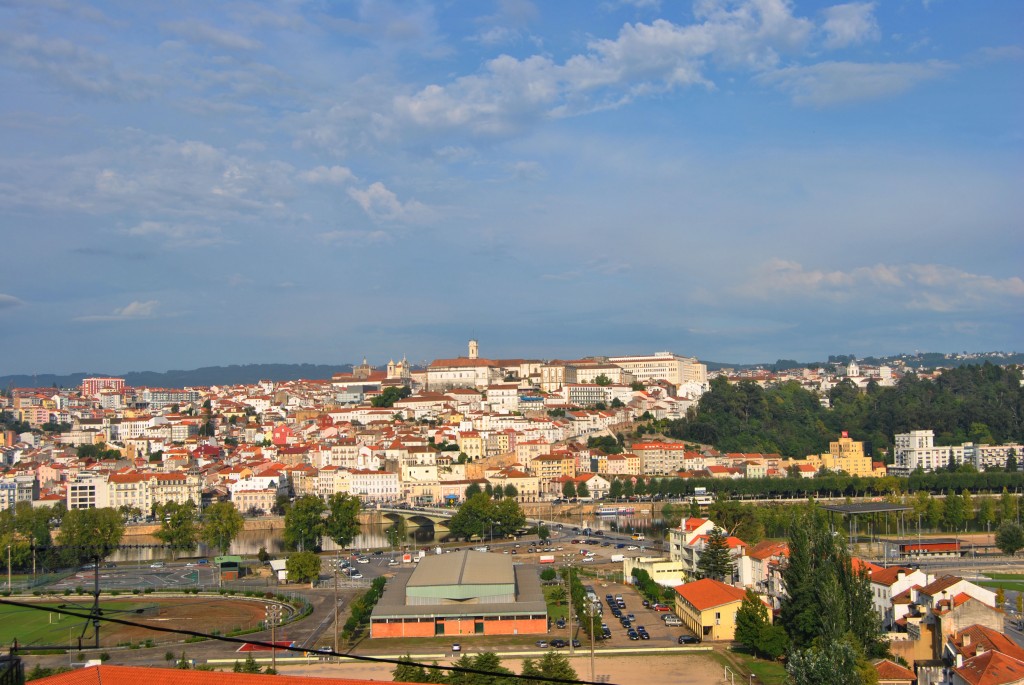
[1,0,1021,375]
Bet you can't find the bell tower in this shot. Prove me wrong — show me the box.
[468,339,479,360]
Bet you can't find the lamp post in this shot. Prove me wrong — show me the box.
[265,604,283,672]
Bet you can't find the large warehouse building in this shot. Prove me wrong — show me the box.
[370,550,548,638]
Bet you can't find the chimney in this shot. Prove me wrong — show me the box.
[963,633,971,647]
[956,654,963,668]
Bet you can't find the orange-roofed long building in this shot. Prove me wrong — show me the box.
[32,665,423,685]
[673,577,765,641]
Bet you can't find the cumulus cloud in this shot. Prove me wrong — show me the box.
[821,2,880,49]
[0,294,25,310]
[758,59,954,106]
[737,259,1024,312]
[75,299,161,321]
[347,182,432,223]
[300,165,356,185]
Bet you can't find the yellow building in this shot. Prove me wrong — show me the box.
[673,578,760,641]
[812,431,874,477]
[457,431,485,460]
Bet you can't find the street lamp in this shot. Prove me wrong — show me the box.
[265,604,283,672]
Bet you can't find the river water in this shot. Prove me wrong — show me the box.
[110,514,664,562]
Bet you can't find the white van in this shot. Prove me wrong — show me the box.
[663,616,683,627]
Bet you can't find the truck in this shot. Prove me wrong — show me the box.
[539,554,555,564]
[610,554,625,563]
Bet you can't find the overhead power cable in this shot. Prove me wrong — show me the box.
[1,598,611,685]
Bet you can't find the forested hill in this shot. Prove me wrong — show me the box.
[661,363,1024,459]
[0,363,354,390]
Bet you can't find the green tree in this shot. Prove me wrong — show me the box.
[537,525,550,542]
[493,497,526,538]
[448,492,494,541]
[979,497,997,530]
[55,507,125,566]
[996,521,1024,556]
[609,479,623,500]
[200,501,244,556]
[371,386,412,408]
[594,374,612,386]
[503,484,518,500]
[696,527,733,582]
[520,651,577,684]
[464,482,482,499]
[943,490,967,531]
[238,653,262,673]
[561,481,576,499]
[286,550,322,586]
[386,517,408,549]
[576,481,590,498]
[283,495,326,551]
[324,493,361,551]
[735,589,769,655]
[154,501,199,558]
[786,638,872,685]
[392,654,428,682]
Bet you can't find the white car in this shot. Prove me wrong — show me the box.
[150,562,165,568]
[356,557,370,564]
[581,556,595,563]
[626,545,639,551]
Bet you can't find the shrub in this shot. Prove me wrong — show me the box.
[99,653,110,662]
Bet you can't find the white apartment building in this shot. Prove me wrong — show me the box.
[349,469,400,502]
[891,429,1023,475]
[608,351,708,389]
[869,566,933,630]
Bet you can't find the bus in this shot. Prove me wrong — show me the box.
[631,533,645,541]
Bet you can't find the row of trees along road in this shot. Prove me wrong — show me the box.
[152,500,246,557]
[392,650,577,684]
[655,362,1024,459]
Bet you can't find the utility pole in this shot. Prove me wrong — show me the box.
[333,551,339,656]
[567,561,574,656]
[6,544,10,591]
[265,604,282,672]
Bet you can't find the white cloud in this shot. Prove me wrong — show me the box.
[758,59,954,106]
[737,259,1024,312]
[161,20,262,51]
[0,294,24,310]
[821,2,880,49]
[123,220,228,248]
[300,165,356,185]
[347,182,432,223]
[74,299,161,321]
[1,32,154,99]
[317,230,392,246]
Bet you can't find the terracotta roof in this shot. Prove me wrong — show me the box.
[674,578,747,611]
[919,574,964,597]
[873,658,917,681]
[870,566,915,587]
[33,665,421,685]
[954,650,1024,685]
[953,624,1024,662]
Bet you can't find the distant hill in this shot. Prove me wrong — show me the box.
[0,363,354,390]
[702,351,1024,372]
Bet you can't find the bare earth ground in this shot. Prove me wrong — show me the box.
[279,654,724,685]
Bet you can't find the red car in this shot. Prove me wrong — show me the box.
[653,604,672,612]
[570,539,581,544]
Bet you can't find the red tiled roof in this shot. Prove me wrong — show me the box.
[873,658,916,681]
[674,578,747,611]
[954,649,1024,685]
[34,666,422,685]
[953,624,1024,662]
[870,566,915,587]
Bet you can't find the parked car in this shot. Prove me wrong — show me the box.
[550,639,566,648]
[627,629,639,640]
[653,604,672,612]
[678,635,700,645]
[150,562,165,568]
[452,643,461,653]
[535,640,549,648]
[571,639,581,648]
[197,559,209,565]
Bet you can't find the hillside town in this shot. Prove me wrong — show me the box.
[1,343,1022,514]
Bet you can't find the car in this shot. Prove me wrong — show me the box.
[626,545,639,551]
[197,559,208,565]
[571,539,581,544]
[617,600,626,608]
[503,550,510,554]
[150,562,165,568]
[639,631,650,640]
[642,600,650,608]
[571,639,581,648]
[610,608,622,618]
[550,639,566,648]
[103,563,117,569]
[372,550,383,555]
[620,618,631,627]
[356,557,370,564]
[601,541,611,547]
[185,562,196,567]
[527,548,536,553]
[535,640,549,648]
[510,550,517,555]
[615,543,626,549]
[595,531,604,537]
[556,618,566,629]
[452,643,461,653]
[514,543,521,548]
[602,629,612,639]
[627,629,639,640]
[80,563,97,570]
[678,635,700,644]
[581,556,594,563]
[653,604,672,612]
[388,559,399,566]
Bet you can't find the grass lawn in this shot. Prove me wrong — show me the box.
[543,586,569,622]
[985,573,1024,580]
[0,601,150,647]
[709,649,788,685]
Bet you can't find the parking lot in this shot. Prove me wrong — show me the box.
[49,562,218,591]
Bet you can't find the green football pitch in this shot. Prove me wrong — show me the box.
[0,601,152,648]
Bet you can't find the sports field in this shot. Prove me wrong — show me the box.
[1,597,269,648]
